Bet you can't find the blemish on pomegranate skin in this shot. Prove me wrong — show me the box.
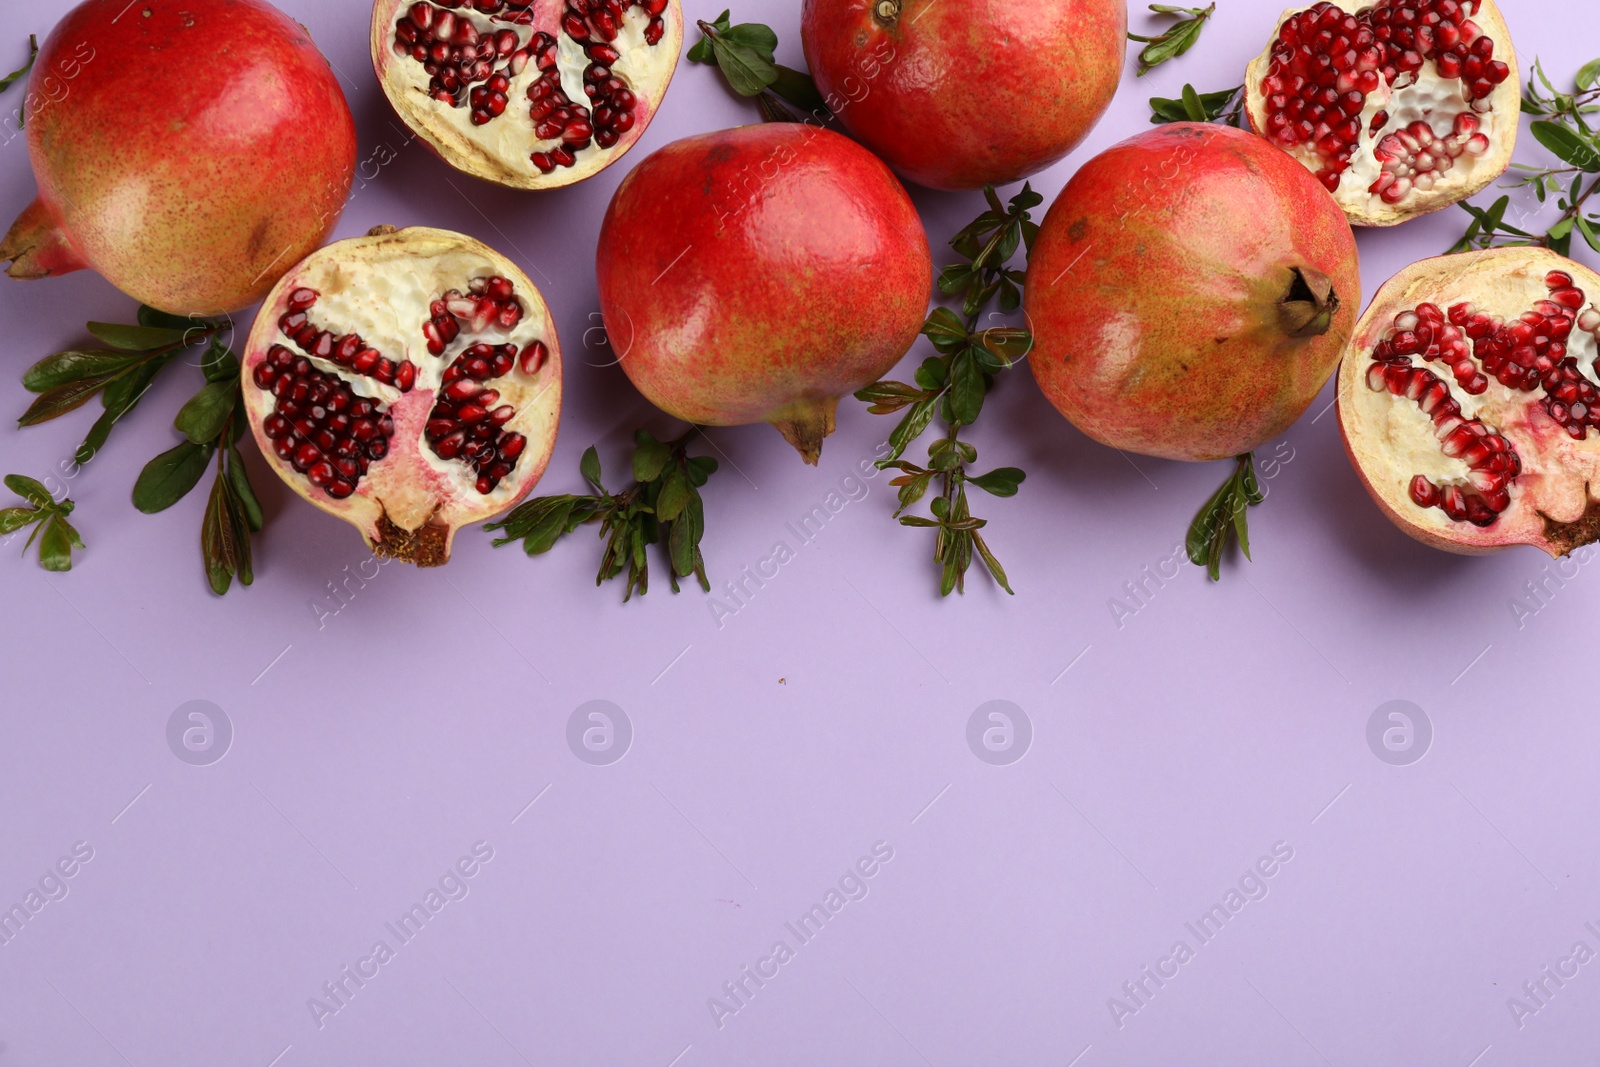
[1068,219,1088,242]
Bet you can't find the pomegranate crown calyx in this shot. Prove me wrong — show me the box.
[1278,265,1339,339]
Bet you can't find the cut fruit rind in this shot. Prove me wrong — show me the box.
[1338,247,1600,557]
[1244,0,1519,227]
[371,0,682,189]
[241,226,562,565]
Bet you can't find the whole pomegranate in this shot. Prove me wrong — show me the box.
[0,0,356,316]
[596,124,932,463]
[372,0,682,189]
[800,0,1126,191]
[1024,123,1360,461]
[241,227,562,565]
[1339,248,1600,556]
[1244,0,1518,226]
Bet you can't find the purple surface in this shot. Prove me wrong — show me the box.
[2,1,1598,1064]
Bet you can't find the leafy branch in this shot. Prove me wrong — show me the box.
[1129,4,1216,76]
[1448,56,1600,256]
[1186,453,1262,581]
[855,185,1036,596]
[19,308,263,594]
[486,431,719,601]
[688,10,828,122]
[1150,82,1243,126]
[0,475,81,572]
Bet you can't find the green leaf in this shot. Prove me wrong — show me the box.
[580,445,605,494]
[667,494,705,579]
[968,467,1025,497]
[720,22,778,56]
[87,322,192,351]
[18,376,111,426]
[174,381,238,445]
[201,339,240,384]
[948,348,985,426]
[22,349,142,392]
[133,441,212,514]
[686,455,718,486]
[971,530,1014,594]
[979,326,1032,365]
[914,356,948,392]
[0,35,35,94]
[201,473,238,595]
[1530,120,1600,171]
[768,64,828,115]
[4,474,54,509]
[855,380,926,413]
[708,36,778,97]
[137,306,201,332]
[0,507,39,534]
[632,434,673,483]
[38,516,73,572]
[882,397,938,466]
[1578,58,1600,91]
[921,307,970,353]
[655,464,693,522]
[227,448,264,532]
[1577,213,1600,254]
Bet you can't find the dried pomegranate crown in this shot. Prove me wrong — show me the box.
[1245,0,1518,226]
[372,0,682,189]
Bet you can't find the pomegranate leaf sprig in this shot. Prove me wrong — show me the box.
[486,430,718,601]
[1,475,81,572]
[1186,453,1263,582]
[1448,58,1600,257]
[18,308,262,595]
[856,184,1036,596]
[1130,4,1217,77]
[131,335,262,595]
[1149,83,1243,126]
[689,11,827,122]
[19,307,230,464]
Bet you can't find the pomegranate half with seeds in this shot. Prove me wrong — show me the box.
[1025,123,1360,462]
[597,124,933,464]
[1339,249,1600,556]
[1244,0,1518,227]
[0,0,356,315]
[242,227,562,565]
[800,0,1126,191]
[372,0,681,189]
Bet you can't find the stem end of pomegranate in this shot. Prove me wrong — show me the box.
[0,198,88,281]
[772,398,839,466]
[1278,265,1340,339]
[370,511,454,567]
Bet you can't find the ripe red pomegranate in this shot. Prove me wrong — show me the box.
[372,0,681,189]
[800,0,1126,191]
[1024,123,1360,461]
[596,124,932,463]
[241,227,562,565]
[0,0,356,316]
[1244,0,1518,227]
[1339,249,1600,556]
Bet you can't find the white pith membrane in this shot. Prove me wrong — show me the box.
[1244,0,1519,227]
[371,0,682,190]
[241,227,562,566]
[1337,249,1600,557]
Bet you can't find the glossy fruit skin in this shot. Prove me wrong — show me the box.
[596,124,933,463]
[1024,123,1360,461]
[0,0,356,316]
[800,0,1126,191]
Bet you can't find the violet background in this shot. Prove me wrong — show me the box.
[2,0,1599,1064]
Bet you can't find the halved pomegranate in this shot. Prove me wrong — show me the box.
[241,226,562,565]
[1339,248,1600,556]
[371,0,681,189]
[1244,0,1518,227]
